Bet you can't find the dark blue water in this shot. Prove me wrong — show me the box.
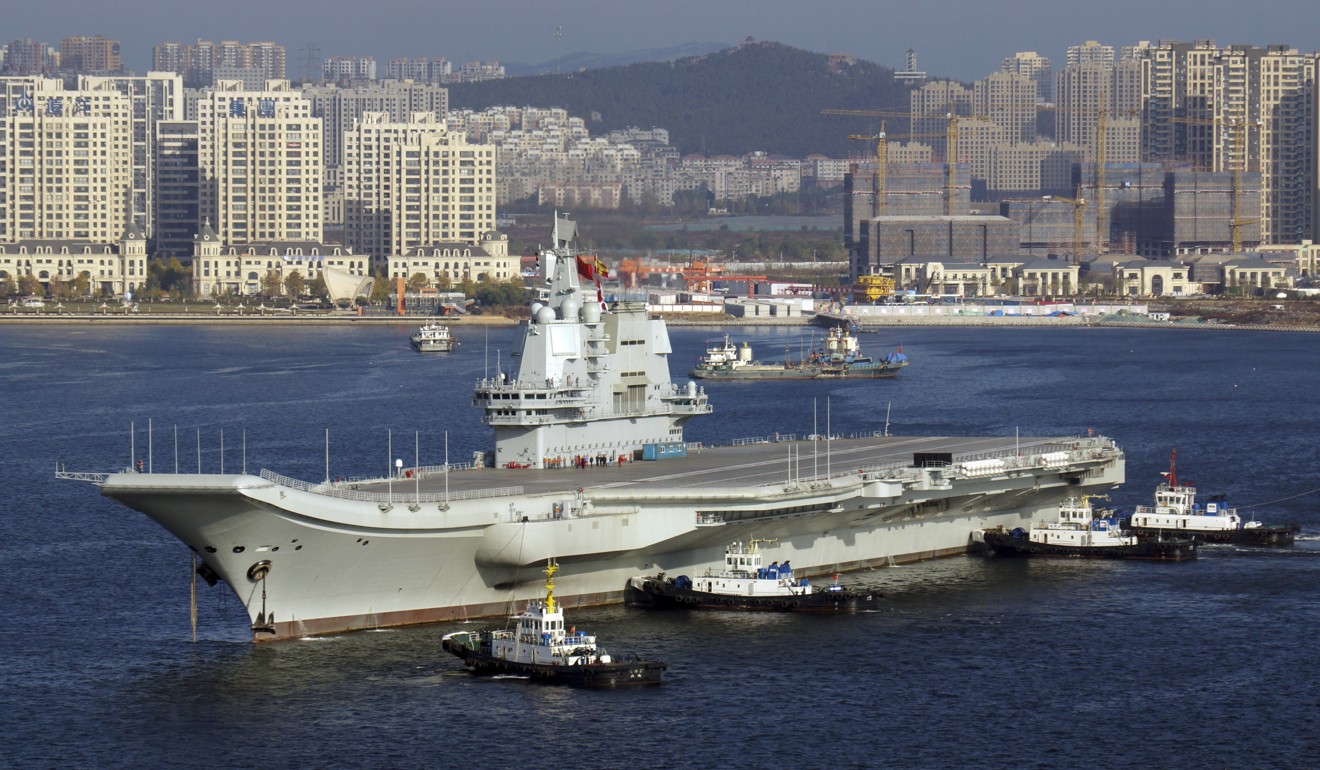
[3,323,1318,769]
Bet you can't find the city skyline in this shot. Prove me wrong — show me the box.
[5,0,1320,82]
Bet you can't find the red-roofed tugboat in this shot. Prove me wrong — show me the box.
[1122,451,1299,546]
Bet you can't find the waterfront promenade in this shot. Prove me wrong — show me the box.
[0,305,518,326]
[4,301,1317,331]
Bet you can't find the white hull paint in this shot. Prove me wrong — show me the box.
[102,439,1123,640]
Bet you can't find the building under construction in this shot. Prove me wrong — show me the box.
[1000,198,1099,257]
[844,162,972,272]
[853,215,1019,279]
[1073,163,1170,255]
[1157,170,1263,255]
[995,162,1263,257]
[1071,164,1260,255]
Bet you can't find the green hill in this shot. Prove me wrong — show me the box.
[447,41,916,158]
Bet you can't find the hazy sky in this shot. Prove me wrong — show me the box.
[8,0,1320,81]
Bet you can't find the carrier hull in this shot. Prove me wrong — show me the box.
[98,435,1125,640]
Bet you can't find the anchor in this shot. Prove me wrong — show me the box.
[248,560,276,635]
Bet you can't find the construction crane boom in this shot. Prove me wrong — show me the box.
[848,123,887,217]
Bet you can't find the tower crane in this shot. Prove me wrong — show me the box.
[1228,118,1259,253]
[823,109,909,218]
[823,107,980,217]
[848,123,887,217]
[1043,186,1087,264]
[1095,109,1106,254]
[1171,114,1258,252]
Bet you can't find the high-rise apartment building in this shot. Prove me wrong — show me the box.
[322,56,377,83]
[80,72,184,238]
[340,112,496,258]
[1067,41,1115,68]
[974,72,1038,142]
[303,79,449,171]
[1000,52,1052,102]
[387,57,452,83]
[153,42,185,75]
[1054,55,1142,166]
[910,81,972,159]
[59,35,122,75]
[2,39,58,76]
[153,120,200,258]
[0,77,133,242]
[195,80,322,244]
[1136,40,1318,243]
[153,40,285,87]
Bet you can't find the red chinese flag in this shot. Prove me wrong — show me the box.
[575,255,596,280]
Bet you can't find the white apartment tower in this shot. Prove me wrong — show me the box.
[341,111,496,258]
[910,80,972,160]
[1000,52,1052,103]
[1137,40,1319,243]
[195,79,323,244]
[79,72,185,238]
[974,71,1038,142]
[1054,60,1139,164]
[1067,41,1115,68]
[302,80,449,173]
[0,77,133,242]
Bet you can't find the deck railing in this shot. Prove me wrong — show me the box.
[259,468,522,504]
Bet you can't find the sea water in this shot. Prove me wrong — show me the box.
[1,324,1317,768]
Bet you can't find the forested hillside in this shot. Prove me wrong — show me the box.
[447,41,919,157]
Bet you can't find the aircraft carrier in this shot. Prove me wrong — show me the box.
[63,215,1124,640]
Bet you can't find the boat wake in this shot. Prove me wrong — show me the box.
[1217,544,1320,558]
[298,635,341,642]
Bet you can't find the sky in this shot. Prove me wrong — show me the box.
[7,0,1320,81]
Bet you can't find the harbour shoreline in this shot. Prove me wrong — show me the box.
[2,309,1317,332]
[0,311,520,326]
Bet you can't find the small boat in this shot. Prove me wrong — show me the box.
[626,540,879,612]
[1122,450,1299,546]
[410,323,456,353]
[981,496,1197,561]
[441,561,666,688]
[689,326,907,380]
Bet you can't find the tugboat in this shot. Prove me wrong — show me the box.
[441,561,666,688]
[981,496,1197,561]
[410,323,456,353]
[626,540,879,612]
[1122,450,1299,546]
[689,326,907,380]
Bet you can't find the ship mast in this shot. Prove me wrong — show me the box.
[543,560,558,613]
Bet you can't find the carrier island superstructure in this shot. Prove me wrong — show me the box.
[63,214,1125,641]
